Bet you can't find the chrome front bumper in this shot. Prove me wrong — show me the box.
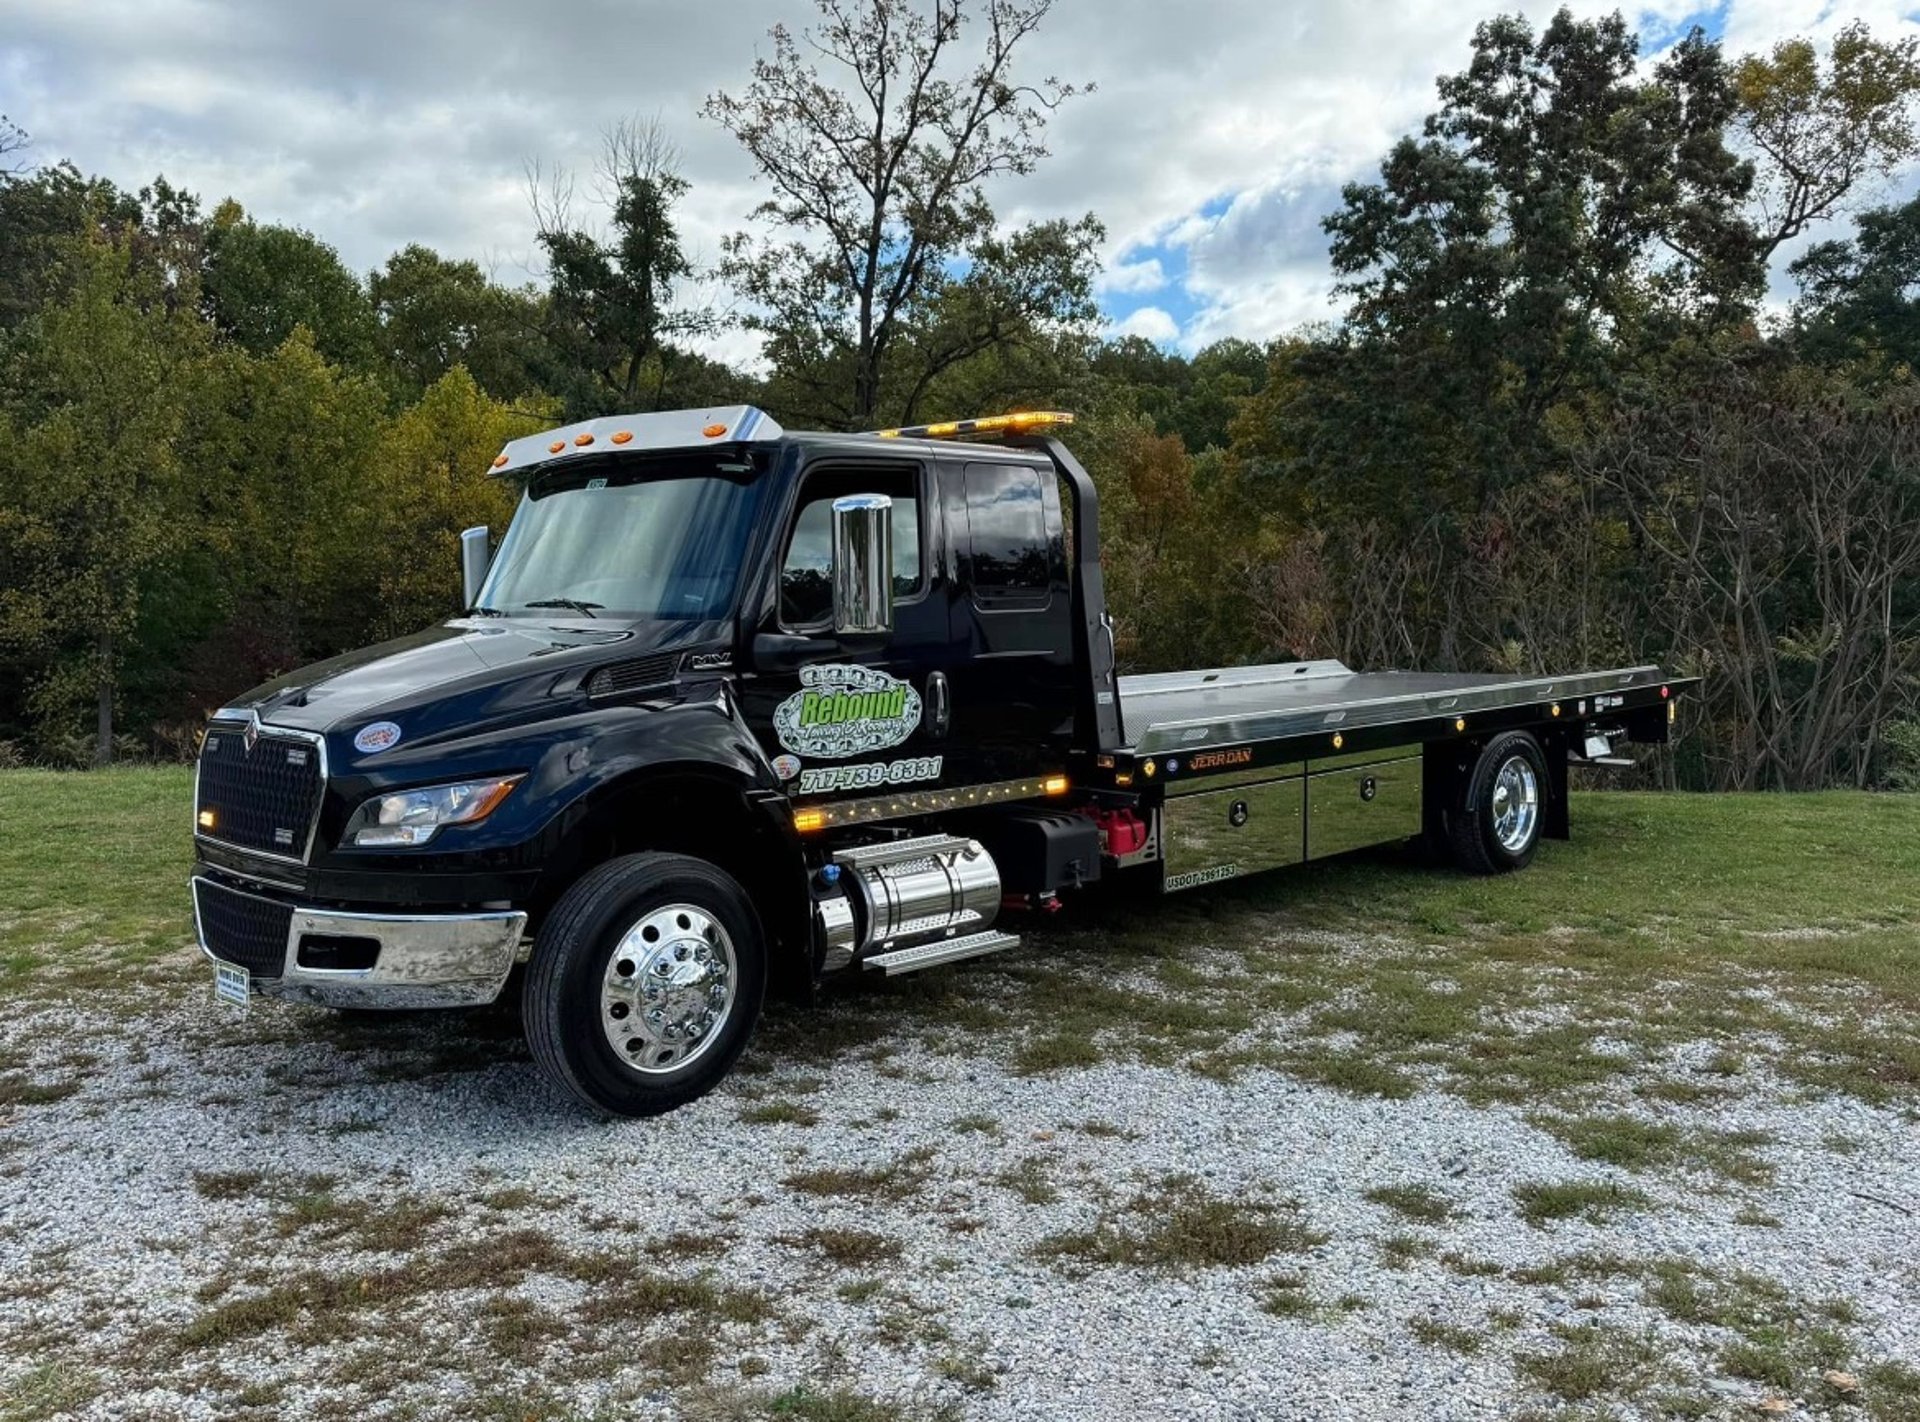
[191,875,527,1010]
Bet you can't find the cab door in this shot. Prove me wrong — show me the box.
[934,457,1078,783]
[733,456,973,807]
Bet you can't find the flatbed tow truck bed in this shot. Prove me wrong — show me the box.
[1117,659,1676,754]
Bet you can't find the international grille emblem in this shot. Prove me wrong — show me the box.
[242,713,261,756]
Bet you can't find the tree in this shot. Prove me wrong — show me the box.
[360,370,550,640]
[707,0,1093,428]
[202,210,380,371]
[1791,194,1920,371]
[0,113,30,178]
[529,117,714,417]
[0,163,142,332]
[370,244,545,402]
[1581,356,1920,790]
[0,230,208,763]
[1735,22,1920,260]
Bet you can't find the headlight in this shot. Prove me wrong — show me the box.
[348,776,524,847]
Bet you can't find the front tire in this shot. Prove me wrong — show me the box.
[523,853,766,1116]
[1448,731,1548,875]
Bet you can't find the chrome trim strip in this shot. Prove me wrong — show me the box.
[193,716,329,867]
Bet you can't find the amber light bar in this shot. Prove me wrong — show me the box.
[869,411,1075,441]
[793,773,1069,833]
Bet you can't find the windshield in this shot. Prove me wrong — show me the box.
[476,456,768,621]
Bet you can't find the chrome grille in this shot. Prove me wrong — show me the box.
[195,719,325,862]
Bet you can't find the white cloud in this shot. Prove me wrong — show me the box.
[1096,256,1167,295]
[1112,306,1180,343]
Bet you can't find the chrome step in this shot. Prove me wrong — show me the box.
[862,929,1020,976]
[834,834,976,871]
[1569,753,1637,769]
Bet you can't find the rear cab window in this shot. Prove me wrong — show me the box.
[963,461,1058,609]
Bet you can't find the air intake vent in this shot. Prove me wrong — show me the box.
[586,654,681,698]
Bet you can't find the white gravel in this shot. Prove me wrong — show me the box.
[1,954,1917,1422]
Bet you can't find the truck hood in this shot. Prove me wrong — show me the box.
[223,619,721,740]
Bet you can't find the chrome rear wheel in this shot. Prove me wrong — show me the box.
[1490,755,1539,855]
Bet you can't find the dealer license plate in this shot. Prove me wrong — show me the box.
[212,961,250,1011]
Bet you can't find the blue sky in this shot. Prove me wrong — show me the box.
[3,0,1915,364]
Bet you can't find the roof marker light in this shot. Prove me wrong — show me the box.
[491,453,509,468]
[548,440,566,454]
[611,430,633,445]
[703,423,728,438]
[574,433,594,447]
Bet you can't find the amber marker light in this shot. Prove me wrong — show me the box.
[793,808,826,833]
[1043,774,1069,796]
[1551,704,1561,717]
[611,430,633,445]
[548,440,566,453]
[1142,759,1157,778]
[491,453,508,468]
[574,433,594,446]
[1455,718,1468,732]
[197,809,216,830]
[1331,732,1344,750]
[703,422,728,438]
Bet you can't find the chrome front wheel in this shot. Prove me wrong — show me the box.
[601,904,737,1074]
[524,853,766,1117]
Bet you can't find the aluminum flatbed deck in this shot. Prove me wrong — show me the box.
[1118,659,1676,755]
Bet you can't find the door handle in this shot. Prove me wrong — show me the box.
[926,671,951,739]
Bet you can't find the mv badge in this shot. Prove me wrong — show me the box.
[773,664,922,760]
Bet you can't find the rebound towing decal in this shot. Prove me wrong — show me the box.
[773,664,923,759]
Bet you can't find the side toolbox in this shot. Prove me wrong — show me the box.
[1304,747,1422,861]
[1160,766,1304,892]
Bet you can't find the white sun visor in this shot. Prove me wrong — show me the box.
[489,405,784,477]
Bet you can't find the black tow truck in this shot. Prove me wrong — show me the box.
[189,406,1692,1115]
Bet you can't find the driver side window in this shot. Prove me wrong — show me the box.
[780,466,923,628]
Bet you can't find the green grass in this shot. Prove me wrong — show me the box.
[1363,1183,1460,1224]
[1512,1180,1652,1228]
[0,768,194,993]
[1034,1178,1326,1273]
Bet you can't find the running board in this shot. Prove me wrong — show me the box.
[862,930,1020,976]
[1569,752,1637,769]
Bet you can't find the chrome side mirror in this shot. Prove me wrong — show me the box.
[830,494,894,635]
[460,525,491,610]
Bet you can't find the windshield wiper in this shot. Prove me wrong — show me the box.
[524,598,604,618]
[463,605,507,618]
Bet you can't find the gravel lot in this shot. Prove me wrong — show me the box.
[3,907,1917,1422]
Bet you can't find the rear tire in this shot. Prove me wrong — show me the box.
[523,853,766,1116]
[1448,731,1548,875]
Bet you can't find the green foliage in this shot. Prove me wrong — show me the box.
[0,228,209,761]
[369,244,545,402]
[202,213,380,371]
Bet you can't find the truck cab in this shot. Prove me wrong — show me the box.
[189,405,1688,1116]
